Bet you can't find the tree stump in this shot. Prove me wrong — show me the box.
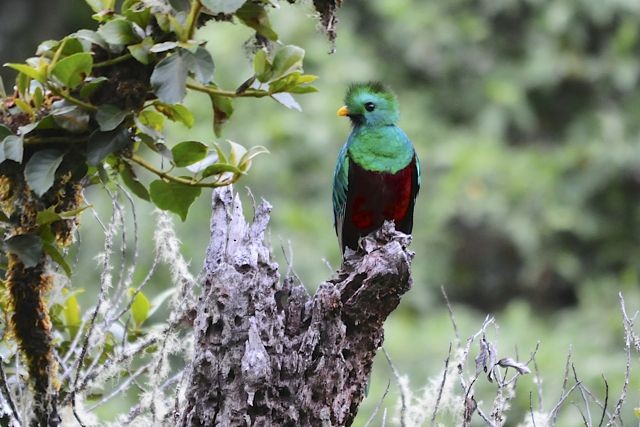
[179,187,413,426]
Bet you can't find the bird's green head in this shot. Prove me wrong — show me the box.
[337,81,399,127]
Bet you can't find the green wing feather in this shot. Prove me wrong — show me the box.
[332,142,350,248]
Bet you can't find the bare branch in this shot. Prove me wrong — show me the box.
[0,357,20,425]
[68,195,120,408]
[441,286,460,343]
[363,379,391,427]
[598,376,609,427]
[382,347,407,427]
[572,364,592,426]
[430,342,453,425]
[548,382,581,424]
[607,293,633,426]
[87,362,151,412]
[529,392,536,427]
[179,187,413,426]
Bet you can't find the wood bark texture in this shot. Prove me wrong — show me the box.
[178,187,414,427]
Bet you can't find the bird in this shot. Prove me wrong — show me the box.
[332,81,420,254]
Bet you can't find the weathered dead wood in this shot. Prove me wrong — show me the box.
[178,187,413,427]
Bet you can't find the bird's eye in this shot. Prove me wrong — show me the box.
[364,102,376,112]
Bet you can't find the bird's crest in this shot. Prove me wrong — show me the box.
[344,81,396,105]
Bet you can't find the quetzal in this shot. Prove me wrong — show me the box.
[333,82,420,253]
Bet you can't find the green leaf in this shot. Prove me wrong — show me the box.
[201,163,242,178]
[98,17,139,45]
[136,109,165,141]
[74,29,108,49]
[186,153,218,173]
[210,94,234,137]
[236,2,278,41]
[87,128,131,166]
[36,205,90,226]
[149,180,201,221]
[227,140,247,164]
[238,145,269,172]
[62,292,81,327]
[45,37,85,57]
[96,104,127,131]
[44,242,72,277]
[254,49,271,82]
[201,0,246,14]
[4,63,45,83]
[50,52,93,89]
[186,47,214,84]
[271,92,301,111]
[149,41,178,53]
[213,143,228,164]
[127,37,153,64]
[24,149,65,197]
[123,0,152,28]
[85,0,114,13]
[2,135,23,163]
[137,109,165,131]
[33,86,44,109]
[36,207,62,226]
[171,141,208,167]
[270,45,304,80]
[287,85,318,94]
[14,99,33,115]
[17,72,30,98]
[154,103,194,128]
[120,163,150,201]
[5,234,43,268]
[51,101,90,133]
[20,116,57,135]
[129,289,150,327]
[0,125,11,140]
[80,76,108,98]
[150,51,189,104]
[36,40,59,57]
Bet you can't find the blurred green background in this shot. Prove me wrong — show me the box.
[2,0,640,425]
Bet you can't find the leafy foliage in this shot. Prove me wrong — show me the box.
[0,0,333,424]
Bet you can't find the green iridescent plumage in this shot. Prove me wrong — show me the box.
[333,82,420,252]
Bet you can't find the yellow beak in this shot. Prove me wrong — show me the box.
[337,106,349,117]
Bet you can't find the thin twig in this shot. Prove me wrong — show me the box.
[0,357,21,425]
[382,347,406,427]
[550,346,572,426]
[87,363,151,411]
[67,198,120,406]
[108,184,140,325]
[186,81,269,98]
[441,286,460,343]
[123,372,184,425]
[430,342,452,425]
[94,53,133,68]
[548,382,581,424]
[529,392,536,427]
[109,252,160,324]
[598,375,609,427]
[607,293,633,426]
[572,364,592,426]
[77,333,160,394]
[530,342,543,413]
[128,154,236,188]
[363,379,390,427]
[571,402,589,427]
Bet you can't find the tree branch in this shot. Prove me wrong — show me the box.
[178,186,414,426]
